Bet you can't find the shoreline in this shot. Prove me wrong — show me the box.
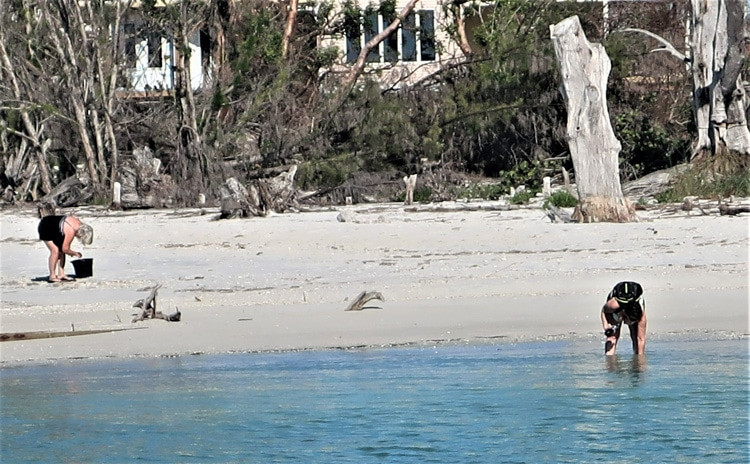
[1,202,748,367]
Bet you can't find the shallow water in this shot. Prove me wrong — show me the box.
[1,339,747,463]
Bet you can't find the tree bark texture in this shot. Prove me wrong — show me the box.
[173,2,208,202]
[281,0,299,59]
[689,0,750,159]
[550,16,635,223]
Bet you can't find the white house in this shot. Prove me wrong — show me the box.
[119,12,209,92]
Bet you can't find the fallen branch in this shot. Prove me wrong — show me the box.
[1,327,145,342]
[719,204,750,216]
[345,290,385,311]
[132,284,181,322]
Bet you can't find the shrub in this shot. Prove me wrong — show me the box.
[510,189,534,205]
[453,183,505,200]
[543,189,578,208]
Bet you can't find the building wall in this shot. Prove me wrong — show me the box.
[319,0,467,87]
[120,16,205,92]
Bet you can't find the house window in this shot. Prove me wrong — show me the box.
[122,22,163,69]
[123,23,137,67]
[345,9,436,64]
[147,32,162,68]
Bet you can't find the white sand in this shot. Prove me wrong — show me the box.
[1,202,747,366]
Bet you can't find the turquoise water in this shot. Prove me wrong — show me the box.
[1,339,747,463]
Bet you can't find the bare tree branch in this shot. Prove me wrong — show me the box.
[620,28,688,62]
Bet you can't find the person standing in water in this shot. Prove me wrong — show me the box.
[37,205,94,282]
[601,281,647,355]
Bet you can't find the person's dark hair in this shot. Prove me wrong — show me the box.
[612,281,643,304]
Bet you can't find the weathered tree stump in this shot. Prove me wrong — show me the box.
[219,165,298,219]
[345,291,385,311]
[551,16,636,223]
[116,147,174,209]
[132,284,181,322]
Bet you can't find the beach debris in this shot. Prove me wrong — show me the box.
[545,205,574,223]
[403,174,417,205]
[345,291,385,311]
[114,146,174,209]
[132,284,182,323]
[218,165,298,219]
[0,327,145,342]
[719,200,750,216]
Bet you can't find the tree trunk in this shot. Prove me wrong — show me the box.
[0,36,53,195]
[39,1,102,187]
[341,0,420,90]
[690,0,750,161]
[281,0,298,59]
[551,16,635,223]
[173,3,208,204]
[449,4,473,56]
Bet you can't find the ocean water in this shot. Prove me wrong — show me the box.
[0,339,747,463]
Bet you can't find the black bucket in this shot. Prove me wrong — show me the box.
[71,258,93,278]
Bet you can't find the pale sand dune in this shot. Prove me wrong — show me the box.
[1,203,747,365]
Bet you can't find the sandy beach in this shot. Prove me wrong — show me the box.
[1,201,747,366]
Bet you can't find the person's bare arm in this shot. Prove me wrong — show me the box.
[61,219,82,257]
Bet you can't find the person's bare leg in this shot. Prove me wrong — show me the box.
[629,312,647,354]
[44,241,60,281]
[57,251,72,280]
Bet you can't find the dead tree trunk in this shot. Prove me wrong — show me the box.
[172,2,208,204]
[622,1,750,164]
[550,16,636,223]
[281,0,299,59]
[690,0,750,161]
[0,30,53,196]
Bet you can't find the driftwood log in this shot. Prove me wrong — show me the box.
[345,291,385,311]
[719,203,750,216]
[40,175,94,207]
[132,284,181,322]
[219,165,298,218]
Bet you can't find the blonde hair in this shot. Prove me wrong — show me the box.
[77,223,94,245]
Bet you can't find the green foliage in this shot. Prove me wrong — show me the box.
[509,189,534,205]
[296,155,363,189]
[453,183,505,200]
[614,110,691,180]
[656,168,750,203]
[496,159,553,194]
[395,185,433,203]
[543,190,578,208]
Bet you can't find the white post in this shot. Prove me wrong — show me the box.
[543,177,552,196]
[113,181,122,207]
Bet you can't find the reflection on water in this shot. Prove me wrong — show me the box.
[605,354,647,385]
[1,339,747,464]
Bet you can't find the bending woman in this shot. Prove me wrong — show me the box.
[38,214,94,282]
[601,281,647,355]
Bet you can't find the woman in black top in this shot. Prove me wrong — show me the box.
[600,281,647,355]
[38,214,93,282]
